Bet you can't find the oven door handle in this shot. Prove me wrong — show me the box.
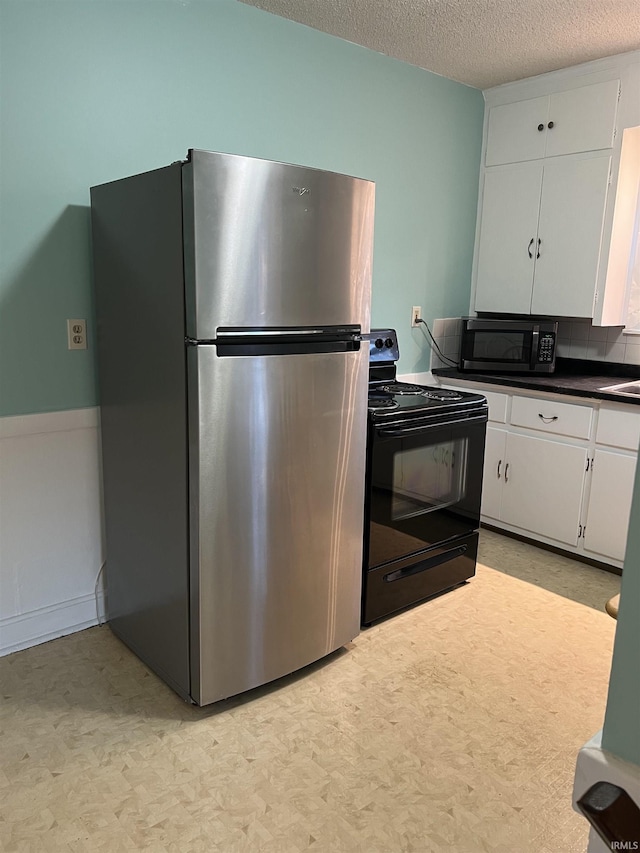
[384,544,468,582]
[376,413,488,437]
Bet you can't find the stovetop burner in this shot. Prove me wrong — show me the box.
[368,397,400,411]
[378,382,426,395]
[368,381,479,414]
[367,328,486,419]
[371,383,464,404]
[421,388,464,402]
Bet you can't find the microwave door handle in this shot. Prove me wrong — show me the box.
[530,329,539,368]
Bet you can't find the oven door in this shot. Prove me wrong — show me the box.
[366,412,487,570]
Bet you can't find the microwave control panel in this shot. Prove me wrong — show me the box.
[537,333,556,363]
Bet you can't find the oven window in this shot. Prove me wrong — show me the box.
[471,331,529,362]
[391,438,468,520]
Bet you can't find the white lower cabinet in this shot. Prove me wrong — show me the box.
[581,405,640,563]
[481,426,507,522]
[583,449,637,562]
[499,433,588,546]
[441,378,639,567]
[482,428,587,546]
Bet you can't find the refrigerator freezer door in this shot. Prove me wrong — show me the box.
[188,345,368,705]
[182,150,375,339]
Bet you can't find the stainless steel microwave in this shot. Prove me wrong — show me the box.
[460,319,558,373]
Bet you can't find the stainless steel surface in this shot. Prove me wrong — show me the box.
[600,379,640,396]
[91,151,375,706]
[189,345,369,705]
[182,150,374,339]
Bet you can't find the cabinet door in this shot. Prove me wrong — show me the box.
[530,154,611,318]
[481,427,507,521]
[485,97,549,166]
[545,80,619,158]
[500,432,587,546]
[474,163,543,314]
[485,80,619,167]
[583,449,636,562]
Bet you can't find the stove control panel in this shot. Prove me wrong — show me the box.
[369,328,399,363]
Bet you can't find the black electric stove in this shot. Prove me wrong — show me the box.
[362,329,488,625]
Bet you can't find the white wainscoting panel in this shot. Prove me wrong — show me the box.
[0,408,105,656]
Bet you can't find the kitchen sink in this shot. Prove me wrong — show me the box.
[600,380,640,396]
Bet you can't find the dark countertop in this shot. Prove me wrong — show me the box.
[433,358,640,406]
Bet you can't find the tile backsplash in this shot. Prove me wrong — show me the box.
[429,318,462,370]
[428,317,640,370]
[556,320,640,365]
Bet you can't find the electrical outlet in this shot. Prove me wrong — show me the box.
[411,306,422,327]
[67,319,87,350]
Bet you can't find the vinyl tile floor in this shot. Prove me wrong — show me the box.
[0,529,621,852]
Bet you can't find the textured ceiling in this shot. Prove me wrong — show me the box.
[238,0,640,89]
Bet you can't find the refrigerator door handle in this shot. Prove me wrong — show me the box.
[216,328,325,337]
[215,324,361,340]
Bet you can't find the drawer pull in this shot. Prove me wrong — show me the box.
[528,237,534,259]
[504,462,509,483]
[538,413,558,423]
[497,460,502,479]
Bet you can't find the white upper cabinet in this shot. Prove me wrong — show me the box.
[485,97,549,165]
[485,79,620,166]
[530,153,611,316]
[475,152,611,316]
[474,162,542,313]
[474,54,640,323]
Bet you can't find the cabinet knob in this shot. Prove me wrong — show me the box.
[537,123,544,131]
[547,121,554,129]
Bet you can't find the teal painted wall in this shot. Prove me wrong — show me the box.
[0,0,483,417]
[602,457,640,765]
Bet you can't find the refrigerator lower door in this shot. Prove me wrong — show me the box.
[188,344,369,705]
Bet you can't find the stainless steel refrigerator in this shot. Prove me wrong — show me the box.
[90,149,375,705]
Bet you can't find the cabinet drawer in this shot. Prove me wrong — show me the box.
[510,395,592,439]
[596,406,640,451]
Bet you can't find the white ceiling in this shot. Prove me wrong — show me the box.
[238,0,640,89]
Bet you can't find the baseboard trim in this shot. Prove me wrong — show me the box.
[0,590,107,657]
